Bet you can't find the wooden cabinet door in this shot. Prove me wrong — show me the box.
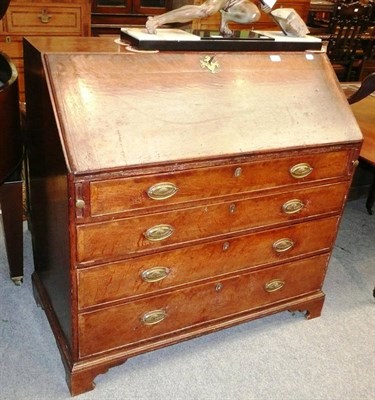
[133,0,170,14]
[92,0,170,15]
[92,0,132,14]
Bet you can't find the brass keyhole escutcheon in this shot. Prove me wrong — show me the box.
[229,204,236,214]
[234,167,242,177]
[215,283,223,292]
[200,55,220,73]
[223,241,230,251]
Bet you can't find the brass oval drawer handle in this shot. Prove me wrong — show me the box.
[141,267,171,283]
[282,199,304,214]
[147,182,178,200]
[144,224,174,242]
[290,163,313,179]
[264,279,285,293]
[273,238,295,253]
[38,9,52,23]
[141,309,167,326]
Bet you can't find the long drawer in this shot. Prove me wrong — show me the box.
[89,149,351,217]
[77,216,339,309]
[78,254,329,357]
[76,182,348,264]
[5,5,82,35]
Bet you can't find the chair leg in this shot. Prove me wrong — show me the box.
[0,180,23,285]
[366,172,375,215]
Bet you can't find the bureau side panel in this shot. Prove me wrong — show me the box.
[24,38,73,348]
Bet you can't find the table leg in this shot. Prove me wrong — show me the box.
[0,180,23,285]
[366,173,375,215]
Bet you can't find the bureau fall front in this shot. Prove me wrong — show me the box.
[23,38,362,395]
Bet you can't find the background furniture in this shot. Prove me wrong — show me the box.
[24,36,361,396]
[307,0,334,31]
[91,0,172,35]
[91,0,312,35]
[0,52,23,285]
[344,72,375,298]
[326,0,374,81]
[359,40,375,80]
[345,72,375,214]
[191,0,312,32]
[0,0,91,101]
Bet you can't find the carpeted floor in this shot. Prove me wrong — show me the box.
[0,198,374,400]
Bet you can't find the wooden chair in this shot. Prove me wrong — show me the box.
[347,72,375,215]
[347,70,375,104]
[326,0,374,81]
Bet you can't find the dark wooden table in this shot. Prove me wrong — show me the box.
[342,83,375,214]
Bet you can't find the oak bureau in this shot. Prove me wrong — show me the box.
[23,37,362,396]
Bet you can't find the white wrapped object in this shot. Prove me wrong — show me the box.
[271,8,310,37]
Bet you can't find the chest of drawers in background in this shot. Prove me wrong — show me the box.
[23,38,362,396]
[0,1,90,101]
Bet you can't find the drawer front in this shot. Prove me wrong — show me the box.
[0,35,23,59]
[6,5,82,35]
[77,182,348,263]
[78,254,329,357]
[89,150,351,217]
[77,217,339,309]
